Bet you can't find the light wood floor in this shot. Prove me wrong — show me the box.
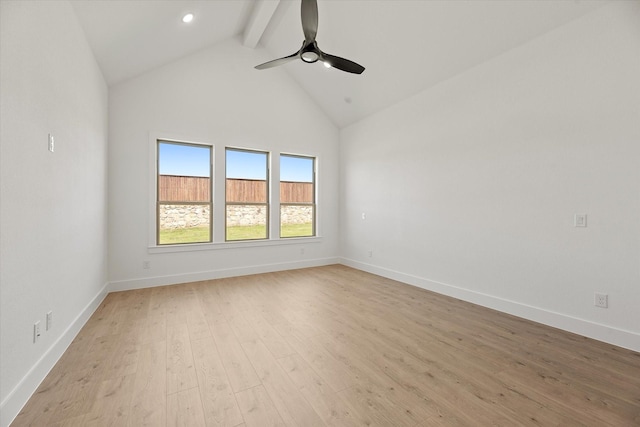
[13,265,640,426]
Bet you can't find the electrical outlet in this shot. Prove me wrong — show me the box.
[367,250,373,258]
[594,293,608,308]
[300,248,305,255]
[48,134,55,152]
[34,321,41,343]
[143,260,150,269]
[46,311,53,331]
[574,214,587,227]
[362,212,366,220]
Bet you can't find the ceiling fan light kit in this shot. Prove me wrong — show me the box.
[301,43,320,63]
[255,0,365,74]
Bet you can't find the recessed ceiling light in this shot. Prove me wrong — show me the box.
[182,13,194,23]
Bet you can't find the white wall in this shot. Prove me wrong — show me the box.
[0,1,109,425]
[340,2,640,351]
[108,38,340,290]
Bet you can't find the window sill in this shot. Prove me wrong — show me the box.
[147,236,322,254]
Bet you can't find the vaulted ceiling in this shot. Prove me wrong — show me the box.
[70,0,606,128]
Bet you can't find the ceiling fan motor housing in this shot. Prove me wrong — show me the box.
[301,41,320,63]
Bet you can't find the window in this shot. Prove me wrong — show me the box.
[157,141,212,245]
[280,154,315,238]
[151,138,317,248]
[225,148,269,241]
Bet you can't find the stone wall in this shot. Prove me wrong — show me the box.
[159,205,210,229]
[225,205,267,227]
[159,204,312,229]
[280,205,313,224]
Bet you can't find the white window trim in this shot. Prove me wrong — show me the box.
[148,132,322,253]
[148,236,323,254]
[148,132,214,248]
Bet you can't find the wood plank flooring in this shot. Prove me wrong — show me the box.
[12,265,640,426]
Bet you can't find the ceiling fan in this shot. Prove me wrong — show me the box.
[254,0,365,74]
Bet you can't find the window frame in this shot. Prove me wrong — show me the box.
[148,133,321,253]
[279,153,316,238]
[154,138,214,246]
[224,147,270,242]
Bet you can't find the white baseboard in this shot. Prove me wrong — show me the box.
[340,257,640,353]
[0,283,109,427]
[108,257,340,292]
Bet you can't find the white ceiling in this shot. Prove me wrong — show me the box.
[70,0,606,128]
[70,0,255,84]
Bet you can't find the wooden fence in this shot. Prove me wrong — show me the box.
[226,178,267,203]
[280,181,313,203]
[159,175,313,203]
[159,175,209,202]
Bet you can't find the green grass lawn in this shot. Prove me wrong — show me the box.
[159,226,210,244]
[226,224,267,241]
[159,223,313,244]
[280,222,313,238]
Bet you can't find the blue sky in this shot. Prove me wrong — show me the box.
[159,142,313,182]
[159,142,210,177]
[280,155,313,182]
[226,149,267,180]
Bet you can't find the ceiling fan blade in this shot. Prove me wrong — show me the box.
[301,0,318,41]
[254,52,299,70]
[320,52,365,74]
